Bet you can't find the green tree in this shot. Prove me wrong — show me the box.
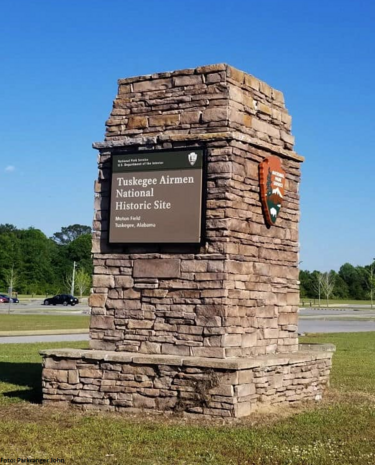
[312,271,324,306]
[0,225,22,292]
[299,270,315,299]
[266,168,272,196]
[75,269,91,297]
[321,271,336,306]
[364,262,375,308]
[339,263,366,300]
[0,224,93,296]
[50,230,92,293]
[18,228,56,294]
[66,234,92,274]
[332,274,349,299]
[51,224,91,245]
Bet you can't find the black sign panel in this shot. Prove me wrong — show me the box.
[109,149,204,244]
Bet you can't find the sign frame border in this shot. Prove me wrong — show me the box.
[107,147,207,247]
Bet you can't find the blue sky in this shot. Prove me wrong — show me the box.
[1,0,374,271]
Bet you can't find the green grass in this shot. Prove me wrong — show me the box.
[0,341,89,405]
[0,335,375,464]
[0,314,90,332]
[302,332,375,394]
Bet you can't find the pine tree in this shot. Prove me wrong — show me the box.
[267,168,272,196]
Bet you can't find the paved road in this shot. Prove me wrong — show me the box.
[0,301,90,315]
[299,319,375,333]
[0,333,89,344]
[300,308,375,318]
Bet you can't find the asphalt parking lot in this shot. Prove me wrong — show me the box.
[0,300,90,314]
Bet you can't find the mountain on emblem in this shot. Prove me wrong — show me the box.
[188,152,198,166]
[272,187,283,198]
[259,156,286,227]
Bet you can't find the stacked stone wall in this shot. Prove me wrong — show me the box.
[40,64,334,418]
[91,64,302,358]
[105,64,292,146]
[41,349,333,418]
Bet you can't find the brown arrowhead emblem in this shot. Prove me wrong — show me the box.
[259,156,286,226]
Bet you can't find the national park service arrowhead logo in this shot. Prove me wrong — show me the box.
[259,156,285,226]
[188,152,198,166]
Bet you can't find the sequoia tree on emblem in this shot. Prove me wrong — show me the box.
[259,156,286,226]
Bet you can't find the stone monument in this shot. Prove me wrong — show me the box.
[41,64,334,417]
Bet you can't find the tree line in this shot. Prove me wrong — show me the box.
[1,222,374,303]
[300,262,375,304]
[0,224,92,296]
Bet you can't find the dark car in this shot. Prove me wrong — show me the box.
[44,294,79,306]
[0,294,19,303]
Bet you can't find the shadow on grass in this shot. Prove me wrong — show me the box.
[0,362,42,403]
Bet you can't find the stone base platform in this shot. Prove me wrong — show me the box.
[40,345,334,418]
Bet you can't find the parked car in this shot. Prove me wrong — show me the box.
[0,294,19,303]
[44,294,79,306]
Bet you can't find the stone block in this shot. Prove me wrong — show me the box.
[140,341,161,354]
[241,333,257,348]
[235,383,256,397]
[279,313,298,325]
[251,118,280,138]
[226,65,245,83]
[177,325,203,335]
[196,63,226,73]
[258,102,272,116]
[225,261,253,274]
[114,276,134,288]
[196,305,225,318]
[43,369,68,383]
[68,370,80,384]
[208,161,232,174]
[238,370,253,384]
[157,397,178,410]
[127,116,148,129]
[128,320,153,329]
[133,259,180,278]
[161,344,190,356]
[180,111,201,124]
[244,73,260,90]
[44,358,77,370]
[263,329,279,339]
[88,294,107,308]
[133,394,156,409]
[173,75,203,86]
[93,275,114,289]
[133,78,172,92]
[149,114,180,126]
[234,402,252,418]
[222,334,242,347]
[79,369,102,379]
[209,385,234,396]
[90,315,114,330]
[201,108,228,123]
[272,88,285,104]
[286,293,299,305]
[206,72,223,83]
[191,347,225,358]
[89,340,116,351]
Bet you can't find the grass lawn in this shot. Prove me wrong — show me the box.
[0,314,90,332]
[0,334,375,464]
